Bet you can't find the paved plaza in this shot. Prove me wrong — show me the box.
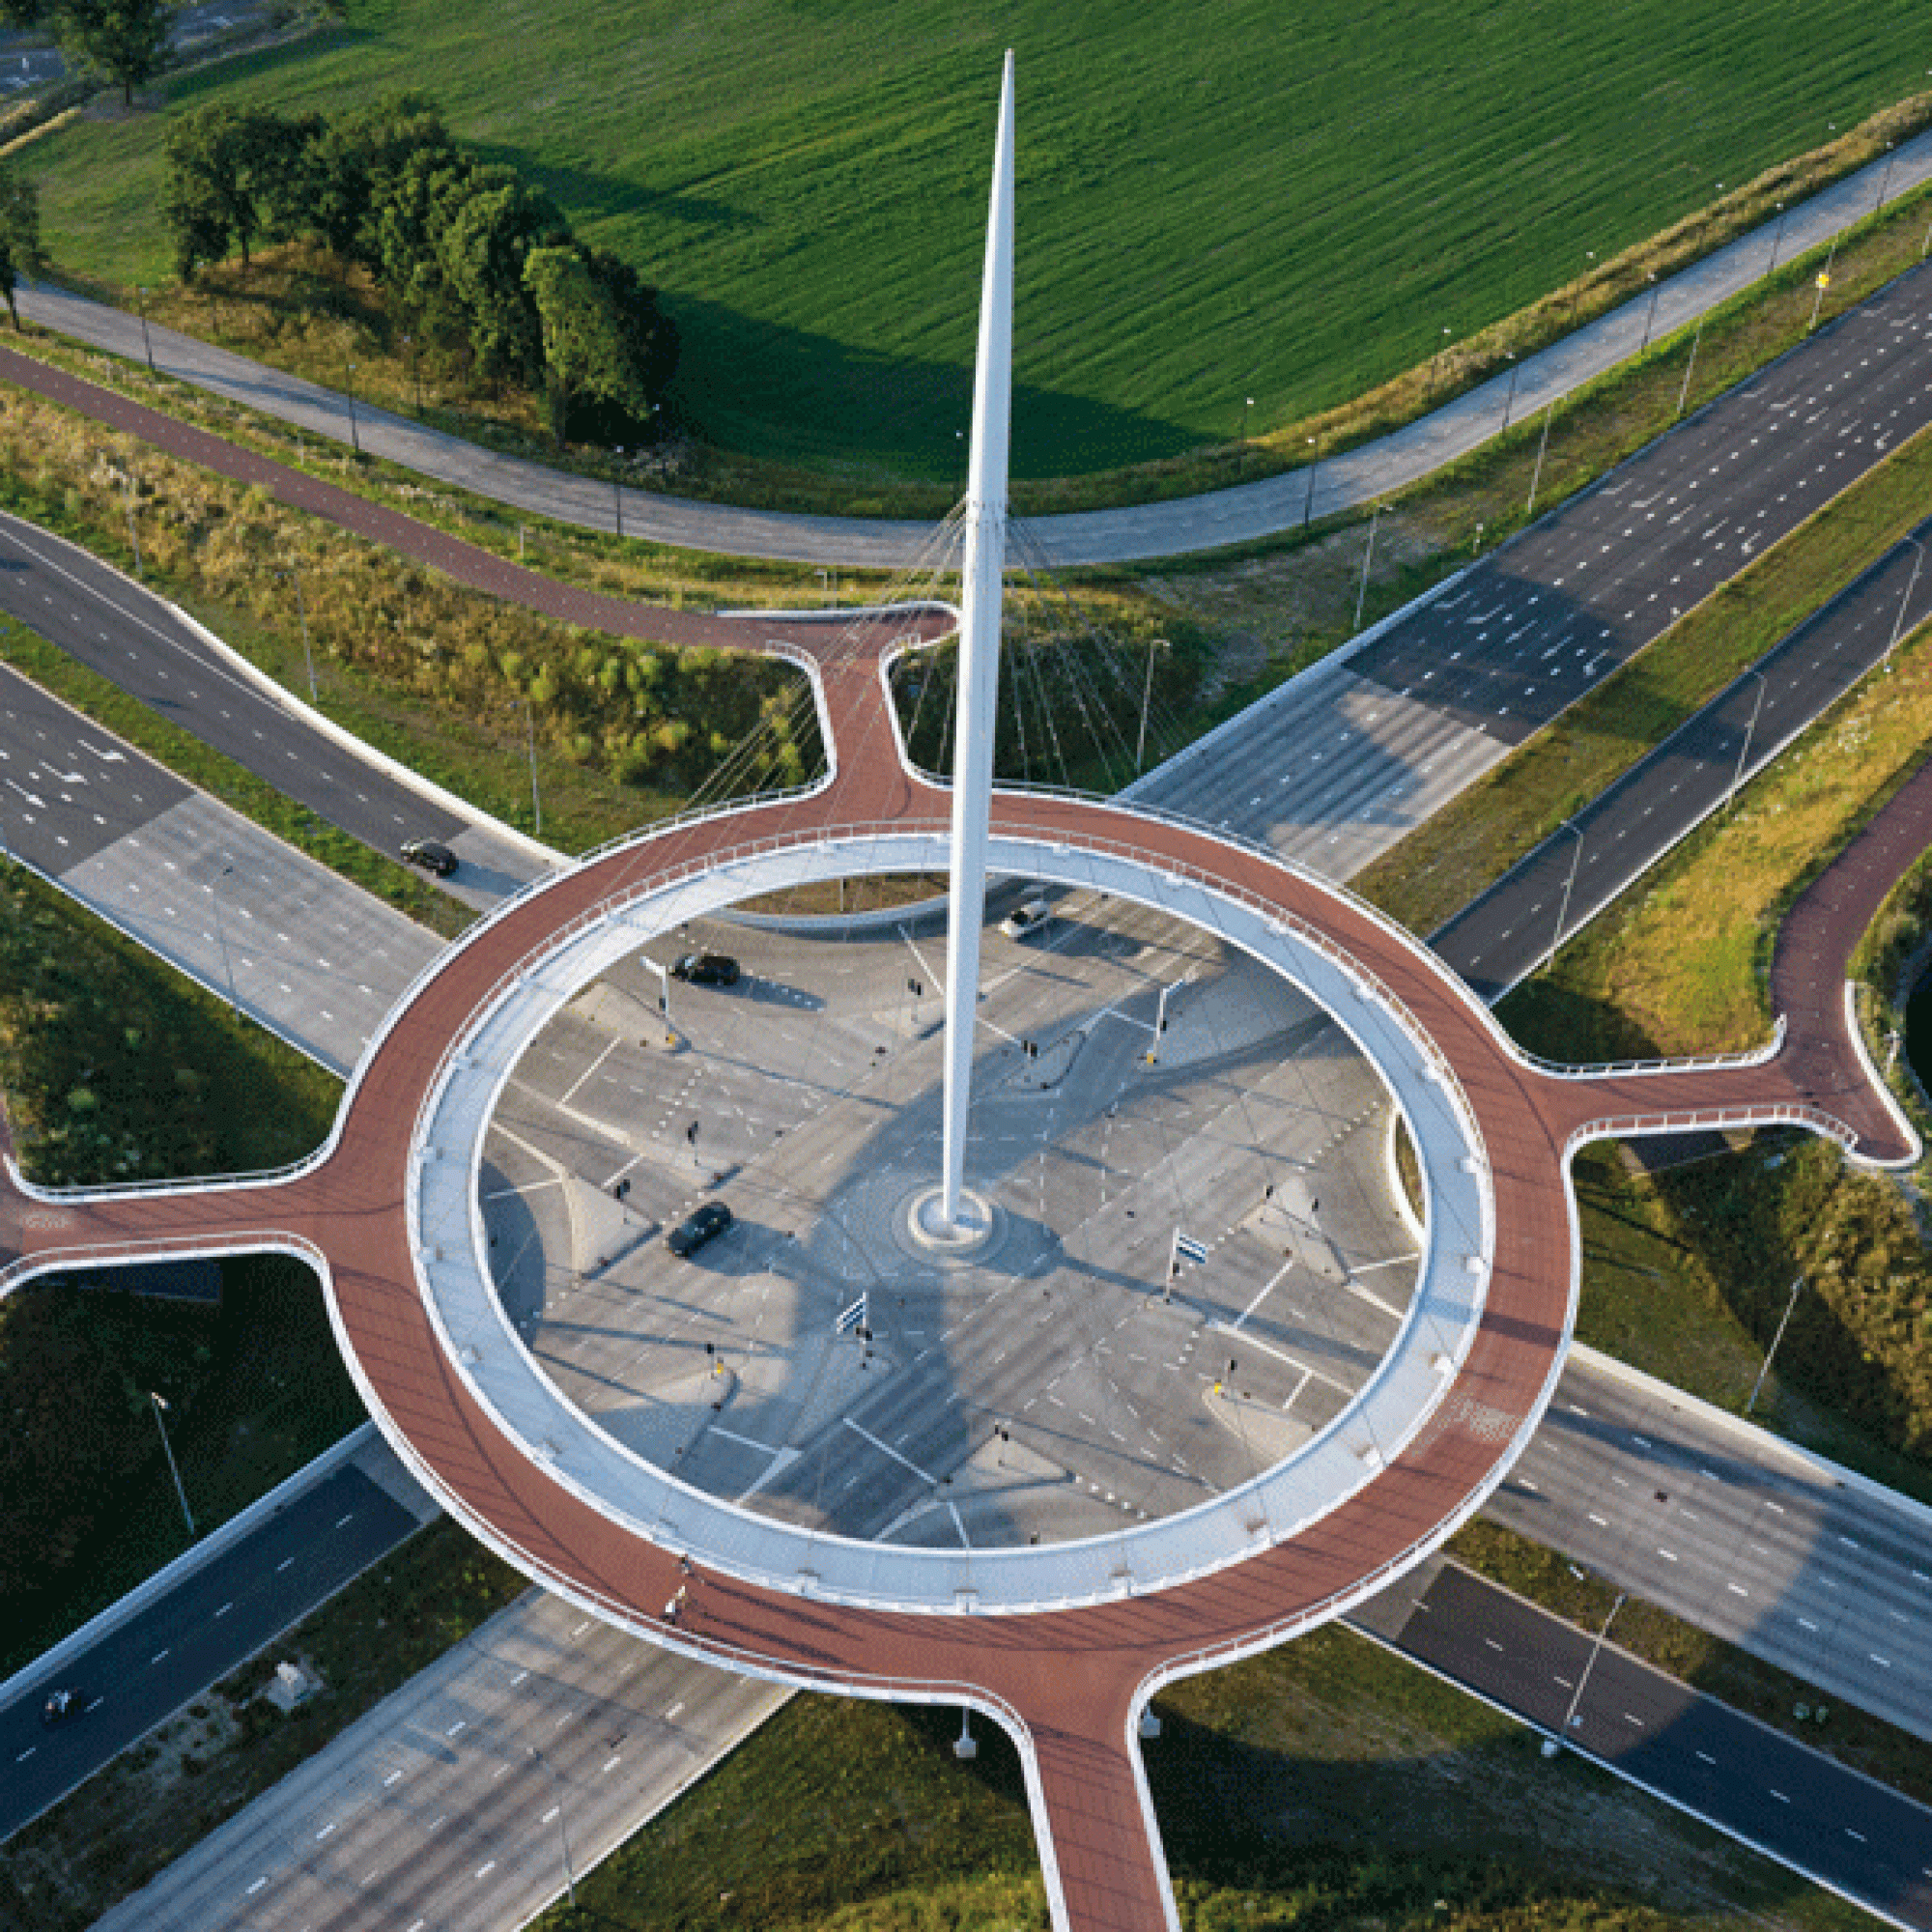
[482,888,1417,1554]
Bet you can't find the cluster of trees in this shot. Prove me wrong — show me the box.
[162,93,677,442]
[0,0,171,106]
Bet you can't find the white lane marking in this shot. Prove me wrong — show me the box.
[247,1878,270,1896]
[316,1822,336,1840]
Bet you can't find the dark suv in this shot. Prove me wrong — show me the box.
[667,1201,733,1257]
[400,838,458,877]
[671,952,740,986]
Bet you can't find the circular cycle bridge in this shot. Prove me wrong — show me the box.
[1,595,1918,1932]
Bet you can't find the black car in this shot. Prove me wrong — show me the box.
[400,838,459,878]
[667,1201,733,1258]
[41,1687,84,1727]
[671,952,740,986]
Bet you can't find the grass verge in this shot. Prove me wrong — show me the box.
[0,858,354,1673]
[528,1621,1863,1932]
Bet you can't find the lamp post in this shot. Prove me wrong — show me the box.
[344,360,361,456]
[1675,313,1706,418]
[526,698,543,838]
[1562,250,1596,332]
[527,1747,576,1906]
[1726,669,1768,811]
[150,1392,196,1538]
[1767,202,1788,276]
[136,285,156,374]
[281,568,316,700]
[1553,1590,1626,1747]
[1301,435,1318,527]
[1526,399,1555,517]
[1500,351,1520,431]
[404,332,420,413]
[1353,502,1380,632]
[1426,327,1452,406]
[1134,637,1167,773]
[123,479,143,580]
[1637,272,1662,355]
[1876,141,1897,213]
[1884,536,1924,671]
[1541,818,1585,974]
[211,861,239,1016]
[1746,1278,1804,1415]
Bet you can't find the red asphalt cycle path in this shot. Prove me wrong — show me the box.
[0,345,1923,1930]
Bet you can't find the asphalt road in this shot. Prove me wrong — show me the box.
[1504,1351,1932,1745]
[17,128,1932,567]
[1434,512,1932,998]
[1146,256,1932,876]
[0,509,545,907]
[91,1586,786,1932]
[0,1461,422,1843]
[1369,1560,1932,1930]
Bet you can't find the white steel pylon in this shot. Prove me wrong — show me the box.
[936,51,1015,1235]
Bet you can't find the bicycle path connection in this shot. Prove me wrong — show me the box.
[16,128,1932,566]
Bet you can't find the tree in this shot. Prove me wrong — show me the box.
[434,165,560,382]
[161,102,274,278]
[0,164,48,330]
[525,244,651,444]
[54,0,172,107]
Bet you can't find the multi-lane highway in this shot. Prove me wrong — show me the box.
[89,1588,786,1932]
[1358,1557,1932,1930]
[0,1443,432,1843]
[0,509,547,906]
[1435,515,1932,998]
[1143,257,1932,882]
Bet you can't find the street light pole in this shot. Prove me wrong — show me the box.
[1767,203,1788,276]
[1134,637,1166,773]
[1675,313,1706,418]
[1353,503,1380,632]
[345,360,361,456]
[1500,352,1520,431]
[1876,142,1897,213]
[1301,436,1318,527]
[285,569,316,699]
[123,480,143,580]
[1637,273,1661,355]
[526,699,543,838]
[1426,327,1452,405]
[527,1747,576,1906]
[1727,670,1769,810]
[1541,819,1585,974]
[1526,399,1556,517]
[1746,1278,1804,1415]
[211,862,239,1016]
[136,285,156,374]
[1884,537,1924,671]
[150,1392,196,1538]
[1554,1590,1626,1745]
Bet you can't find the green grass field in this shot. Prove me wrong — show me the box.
[20,0,1932,480]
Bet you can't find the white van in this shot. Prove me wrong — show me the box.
[1001,897,1051,939]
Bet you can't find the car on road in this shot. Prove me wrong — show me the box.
[667,1201,733,1258]
[41,1687,84,1727]
[399,838,458,877]
[671,952,740,986]
[1001,897,1051,939]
